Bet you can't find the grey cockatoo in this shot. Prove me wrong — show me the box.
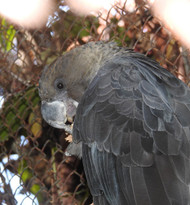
[39,41,190,205]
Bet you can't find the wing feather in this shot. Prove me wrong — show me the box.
[73,52,190,204]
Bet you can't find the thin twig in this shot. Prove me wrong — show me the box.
[0,172,17,205]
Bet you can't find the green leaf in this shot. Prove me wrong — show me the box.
[31,122,42,138]
[30,184,40,194]
[6,25,16,51]
[30,184,44,203]
[0,18,16,52]
[0,86,41,142]
[79,29,90,38]
[18,159,27,174]
[21,169,33,183]
[0,128,9,141]
[18,159,32,182]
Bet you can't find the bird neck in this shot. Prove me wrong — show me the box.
[64,42,122,102]
[72,41,122,81]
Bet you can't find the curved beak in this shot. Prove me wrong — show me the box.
[41,98,78,133]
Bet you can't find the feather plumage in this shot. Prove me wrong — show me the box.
[73,49,190,205]
[39,41,190,205]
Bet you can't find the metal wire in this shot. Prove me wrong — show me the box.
[0,1,189,204]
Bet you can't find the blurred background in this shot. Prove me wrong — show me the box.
[0,0,189,204]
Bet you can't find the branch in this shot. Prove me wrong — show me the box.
[0,172,17,205]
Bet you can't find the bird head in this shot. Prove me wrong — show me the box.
[39,41,121,130]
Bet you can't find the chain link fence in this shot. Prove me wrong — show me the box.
[0,0,189,204]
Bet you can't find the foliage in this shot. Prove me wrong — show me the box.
[0,87,40,142]
[0,18,16,52]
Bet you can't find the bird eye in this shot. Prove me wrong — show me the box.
[57,82,64,90]
[54,79,65,91]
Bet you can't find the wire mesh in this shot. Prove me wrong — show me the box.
[0,0,189,204]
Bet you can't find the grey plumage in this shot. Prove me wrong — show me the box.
[39,41,190,205]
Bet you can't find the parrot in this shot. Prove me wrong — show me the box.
[39,41,190,205]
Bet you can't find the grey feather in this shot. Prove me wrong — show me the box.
[39,41,190,205]
[73,44,190,204]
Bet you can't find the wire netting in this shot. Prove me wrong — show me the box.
[0,0,189,204]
